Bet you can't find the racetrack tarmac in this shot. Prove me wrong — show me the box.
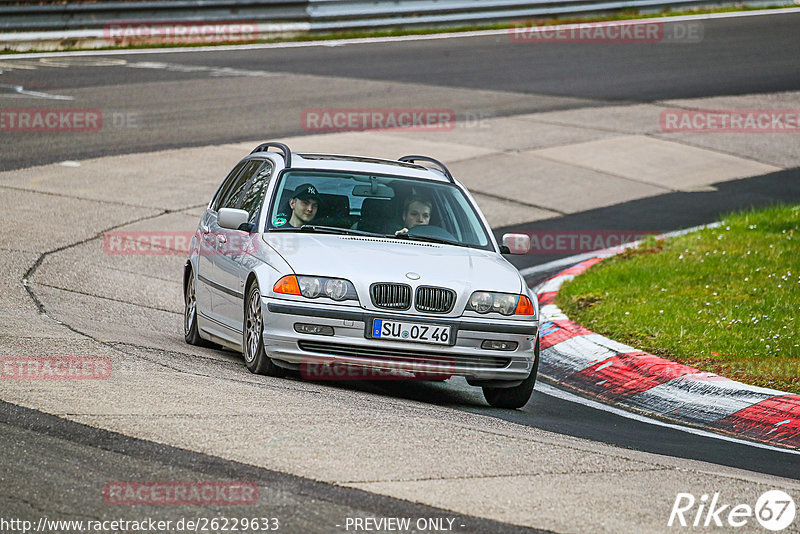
[1,11,800,532]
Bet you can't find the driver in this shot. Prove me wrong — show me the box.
[288,183,321,227]
[395,195,432,235]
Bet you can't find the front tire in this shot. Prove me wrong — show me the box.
[184,272,214,347]
[243,283,285,377]
[482,337,539,409]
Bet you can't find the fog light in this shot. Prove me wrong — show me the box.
[481,340,518,351]
[294,323,334,336]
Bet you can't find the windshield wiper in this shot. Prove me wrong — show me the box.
[272,225,379,237]
[272,225,465,245]
[389,232,465,247]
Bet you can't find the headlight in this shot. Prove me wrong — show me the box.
[468,291,493,313]
[298,276,322,298]
[467,291,535,316]
[492,294,518,315]
[274,275,358,302]
[324,278,350,300]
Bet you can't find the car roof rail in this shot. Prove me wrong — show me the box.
[251,142,292,167]
[398,155,454,183]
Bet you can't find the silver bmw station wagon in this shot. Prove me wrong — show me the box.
[184,142,539,408]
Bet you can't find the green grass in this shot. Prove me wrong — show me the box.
[556,204,800,394]
[2,4,796,55]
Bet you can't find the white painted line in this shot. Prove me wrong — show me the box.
[536,274,575,294]
[2,8,799,60]
[539,303,569,322]
[595,360,614,372]
[542,334,635,373]
[0,22,310,42]
[125,60,279,77]
[0,83,73,100]
[521,252,609,278]
[624,379,774,425]
[537,382,800,455]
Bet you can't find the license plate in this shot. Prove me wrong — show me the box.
[371,319,452,345]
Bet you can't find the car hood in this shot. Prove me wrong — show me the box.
[263,233,524,296]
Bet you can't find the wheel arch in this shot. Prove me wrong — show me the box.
[183,259,194,294]
[243,264,283,313]
[245,271,259,298]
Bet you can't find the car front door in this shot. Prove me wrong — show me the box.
[196,159,248,326]
[198,159,262,343]
[211,159,274,332]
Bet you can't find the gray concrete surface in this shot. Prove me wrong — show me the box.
[532,135,780,190]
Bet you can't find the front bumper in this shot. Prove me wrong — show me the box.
[263,299,538,382]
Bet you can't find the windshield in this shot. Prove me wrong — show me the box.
[267,170,493,250]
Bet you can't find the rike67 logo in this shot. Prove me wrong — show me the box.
[669,490,796,531]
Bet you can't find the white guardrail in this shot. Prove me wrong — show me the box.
[0,0,787,51]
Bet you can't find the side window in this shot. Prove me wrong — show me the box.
[439,193,466,242]
[239,161,273,221]
[217,160,261,211]
[211,160,248,212]
[447,191,488,246]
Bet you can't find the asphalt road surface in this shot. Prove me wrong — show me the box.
[2,10,800,533]
[0,401,541,534]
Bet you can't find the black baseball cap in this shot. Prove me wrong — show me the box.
[293,183,321,201]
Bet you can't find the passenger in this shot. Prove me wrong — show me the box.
[396,195,432,234]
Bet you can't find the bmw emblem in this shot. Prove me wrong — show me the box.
[406,272,420,280]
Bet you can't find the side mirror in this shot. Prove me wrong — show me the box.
[501,233,531,254]
[218,208,250,230]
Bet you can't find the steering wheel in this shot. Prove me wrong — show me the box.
[407,224,457,242]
